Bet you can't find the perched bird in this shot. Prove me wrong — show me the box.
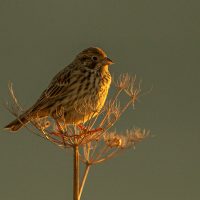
[5,47,113,132]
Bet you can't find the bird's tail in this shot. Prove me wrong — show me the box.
[4,114,29,132]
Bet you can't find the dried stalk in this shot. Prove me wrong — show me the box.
[73,145,80,200]
[4,74,150,200]
[79,163,91,199]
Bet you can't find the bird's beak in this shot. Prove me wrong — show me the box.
[103,57,114,65]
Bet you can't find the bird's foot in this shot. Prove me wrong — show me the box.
[77,124,103,134]
[49,131,62,137]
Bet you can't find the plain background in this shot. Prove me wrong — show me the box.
[0,0,200,200]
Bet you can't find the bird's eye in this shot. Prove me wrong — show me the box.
[92,56,98,61]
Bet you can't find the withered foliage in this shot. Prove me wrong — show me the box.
[5,74,149,164]
[4,74,150,199]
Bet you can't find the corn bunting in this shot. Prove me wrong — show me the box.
[5,47,113,132]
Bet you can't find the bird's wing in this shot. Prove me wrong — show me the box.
[30,67,73,112]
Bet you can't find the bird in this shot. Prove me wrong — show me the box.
[4,47,113,132]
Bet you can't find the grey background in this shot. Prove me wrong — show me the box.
[0,0,200,199]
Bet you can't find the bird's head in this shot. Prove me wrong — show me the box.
[75,47,114,71]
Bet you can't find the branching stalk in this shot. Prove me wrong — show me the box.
[4,75,149,200]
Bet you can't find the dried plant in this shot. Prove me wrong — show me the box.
[4,74,149,200]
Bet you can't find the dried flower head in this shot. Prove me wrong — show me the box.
[4,74,149,162]
[104,129,149,149]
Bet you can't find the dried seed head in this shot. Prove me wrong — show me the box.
[124,76,141,101]
[128,129,150,143]
[33,118,51,130]
[104,129,149,149]
[104,132,121,148]
[113,73,131,90]
[5,74,149,153]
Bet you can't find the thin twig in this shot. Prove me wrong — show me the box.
[79,163,91,199]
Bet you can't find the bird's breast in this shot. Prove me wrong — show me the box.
[95,70,111,106]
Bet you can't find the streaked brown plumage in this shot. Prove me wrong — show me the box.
[5,47,113,132]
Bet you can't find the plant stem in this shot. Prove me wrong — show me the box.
[73,145,80,200]
[79,164,91,199]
